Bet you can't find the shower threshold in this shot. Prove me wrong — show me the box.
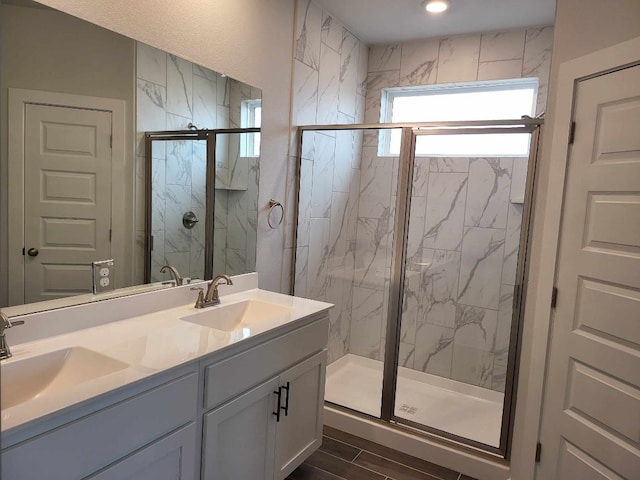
[325,354,504,447]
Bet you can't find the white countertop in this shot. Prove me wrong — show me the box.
[1,279,332,437]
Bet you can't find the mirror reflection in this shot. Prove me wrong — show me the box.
[0,0,261,314]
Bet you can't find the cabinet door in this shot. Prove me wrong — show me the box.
[86,423,196,480]
[203,376,279,480]
[274,350,327,479]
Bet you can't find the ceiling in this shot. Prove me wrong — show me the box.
[313,0,556,45]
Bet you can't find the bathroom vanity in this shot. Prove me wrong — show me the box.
[0,274,331,480]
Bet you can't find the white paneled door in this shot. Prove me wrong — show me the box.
[537,64,640,479]
[24,103,113,303]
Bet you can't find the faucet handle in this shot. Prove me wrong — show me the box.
[190,286,205,308]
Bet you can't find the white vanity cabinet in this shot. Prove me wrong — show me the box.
[1,370,199,480]
[201,315,328,480]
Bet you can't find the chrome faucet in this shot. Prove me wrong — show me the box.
[1,312,25,360]
[160,265,183,286]
[191,274,233,308]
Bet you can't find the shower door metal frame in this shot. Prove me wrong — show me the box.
[292,119,544,459]
[144,127,260,283]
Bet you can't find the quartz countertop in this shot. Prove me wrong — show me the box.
[1,282,332,437]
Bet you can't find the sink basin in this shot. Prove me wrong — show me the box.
[1,347,129,409]
[180,300,292,332]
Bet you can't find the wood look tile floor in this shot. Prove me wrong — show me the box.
[287,427,478,480]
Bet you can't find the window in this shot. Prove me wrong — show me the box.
[241,99,262,157]
[382,78,537,156]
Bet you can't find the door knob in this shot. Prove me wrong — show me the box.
[27,248,39,257]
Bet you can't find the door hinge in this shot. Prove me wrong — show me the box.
[109,135,113,148]
[551,287,558,309]
[150,235,154,251]
[568,121,576,145]
[22,247,25,256]
[109,229,112,242]
[535,442,542,463]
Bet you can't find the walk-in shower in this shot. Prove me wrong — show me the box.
[292,119,542,457]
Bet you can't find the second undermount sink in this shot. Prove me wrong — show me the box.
[1,347,129,409]
[180,300,292,332]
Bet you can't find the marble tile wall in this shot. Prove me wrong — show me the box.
[291,0,368,364]
[135,43,259,283]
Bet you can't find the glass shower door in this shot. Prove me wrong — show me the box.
[391,127,537,450]
[294,127,401,419]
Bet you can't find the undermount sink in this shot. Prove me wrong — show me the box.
[180,300,292,332]
[1,347,129,409]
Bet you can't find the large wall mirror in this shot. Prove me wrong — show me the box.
[0,0,262,315]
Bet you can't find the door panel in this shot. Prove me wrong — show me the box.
[24,103,112,302]
[538,65,640,479]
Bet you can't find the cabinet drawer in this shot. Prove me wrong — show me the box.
[1,372,198,480]
[204,315,328,410]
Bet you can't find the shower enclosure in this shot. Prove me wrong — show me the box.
[292,119,542,457]
[143,127,260,283]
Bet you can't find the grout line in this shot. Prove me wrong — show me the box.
[356,451,444,480]
[319,449,390,479]
[351,449,363,463]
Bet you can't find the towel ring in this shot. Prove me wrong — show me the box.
[267,199,284,229]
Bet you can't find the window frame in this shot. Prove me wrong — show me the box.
[240,99,262,157]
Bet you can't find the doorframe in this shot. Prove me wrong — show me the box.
[7,88,128,305]
[509,35,640,479]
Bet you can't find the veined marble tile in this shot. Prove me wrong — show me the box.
[214,189,228,230]
[399,39,439,86]
[226,191,249,251]
[149,229,166,283]
[226,248,247,276]
[423,173,468,251]
[192,75,217,129]
[321,12,342,52]
[464,158,512,229]
[405,198,427,270]
[248,158,260,212]
[414,323,454,378]
[297,159,314,247]
[346,173,361,242]
[355,93,366,124]
[166,55,193,118]
[326,266,346,353]
[357,42,369,97]
[246,213,257,272]
[216,105,230,130]
[189,222,206,279]
[217,75,229,107]
[134,230,145,284]
[164,184,192,253]
[358,150,394,218]
[137,79,166,133]
[492,356,507,393]
[191,141,207,212]
[477,59,524,81]
[193,64,218,82]
[523,26,553,115]
[338,30,360,118]
[229,79,253,129]
[400,270,421,345]
[166,112,191,131]
[436,35,481,84]
[328,191,349,269]
[150,157,166,232]
[353,214,394,290]
[295,0,322,70]
[137,43,166,86]
[479,30,526,62]
[454,304,498,350]
[318,43,341,125]
[229,153,249,191]
[349,286,385,359]
[294,246,309,298]
[502,203,523,285]
[368,44,401,72]
[412,158,430,197]
[213,228,226,276]
[398,341,416,369]
[165,139,192,186]
[458,226,506,310]
[363,70,400,124]
[429,157,470,173]
[307,217,330,299]
[293,60,319,126]
[311,133,335,218]
[510,157,528,203]
[495,284,514,356]
[413,250,458,330]
[333,127,356,193]
[451,344,493,388]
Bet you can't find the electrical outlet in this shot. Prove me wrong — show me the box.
[92,259,115,294]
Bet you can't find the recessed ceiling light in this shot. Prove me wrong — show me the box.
[423,0,450,13]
